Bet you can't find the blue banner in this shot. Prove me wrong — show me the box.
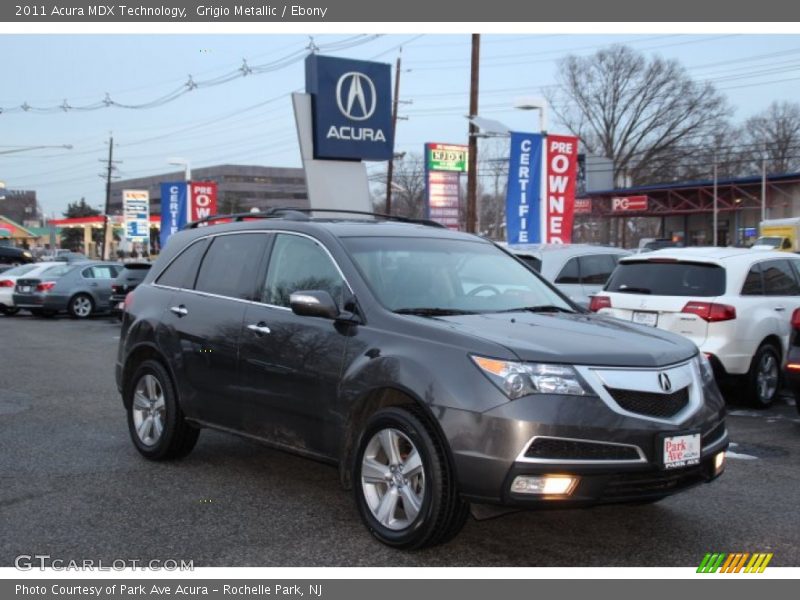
[160,182,188,250]
[505,132,543,244]
[305,54,394,161]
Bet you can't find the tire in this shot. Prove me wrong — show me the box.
[746,343,781,408]
[0,305,20,316]
[353,406,468,549]
[68,293,94,319]
[125,359,199,460]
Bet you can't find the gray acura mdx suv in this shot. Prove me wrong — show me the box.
[116,210,728,549]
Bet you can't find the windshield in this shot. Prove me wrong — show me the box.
[606,261,726,297]
[754,237,784,248]
[341,237,573,314]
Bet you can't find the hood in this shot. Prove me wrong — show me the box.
[434,312,697,367]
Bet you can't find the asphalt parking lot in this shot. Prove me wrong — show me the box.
[1,313,799,567]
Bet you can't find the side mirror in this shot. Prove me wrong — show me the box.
[289,290,340,320]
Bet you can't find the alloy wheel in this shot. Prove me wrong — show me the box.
[757,353,779,403]
[361,428,426,531]
[131,374,166,447]
[72,296,92,318]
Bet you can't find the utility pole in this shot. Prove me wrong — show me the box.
[99,134,120,261]
[712,151,718,246]
[385,48,402,216]
[465,33,480,234]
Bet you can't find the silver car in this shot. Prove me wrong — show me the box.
[504,244,630,307]
[13,261,122,318]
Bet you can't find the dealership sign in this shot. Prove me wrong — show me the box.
[544,135,579,244]
[189,182,218,222]
[574,198,592,214]
[305,54,394,161]
[123,190,150,243]
[611,195,649,212]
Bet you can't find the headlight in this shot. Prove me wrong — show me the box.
[471,356,588,399]
[697,352,715,384]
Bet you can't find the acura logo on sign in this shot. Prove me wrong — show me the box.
[336,72,376,121]
[658,372,672,393]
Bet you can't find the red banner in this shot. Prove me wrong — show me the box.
[189,182,218,222]
[574,198,592,214]
[544,135,579,243]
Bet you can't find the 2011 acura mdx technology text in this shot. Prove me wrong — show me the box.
[116,210,728,549]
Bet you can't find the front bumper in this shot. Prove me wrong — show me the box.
[440,361,727,506]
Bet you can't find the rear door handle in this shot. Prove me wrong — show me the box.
[247,323,271,336]
[170,305,188,317]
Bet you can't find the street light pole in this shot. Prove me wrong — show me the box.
[465,33,480,234]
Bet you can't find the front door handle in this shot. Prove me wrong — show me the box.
[247,323,271,336]
[170,305,188,317]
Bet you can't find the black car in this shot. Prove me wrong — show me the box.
[110,263,152,318]
[116,210,728,549]
[0,245,34,265]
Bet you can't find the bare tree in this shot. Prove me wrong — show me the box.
[547,45,731,185]
[477,138,509,239]
[371,154,427,219]
[742,101,800,174]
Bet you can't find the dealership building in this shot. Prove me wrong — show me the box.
[108,164,309,217]
[574,171,800,248]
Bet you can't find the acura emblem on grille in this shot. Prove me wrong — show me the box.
[658,372,672,392]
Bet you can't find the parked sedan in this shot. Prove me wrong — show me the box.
[784,308,800,416]
[504,244,630,307]
[13,261,122,318]
[0,245,34,265]
[0,262,63,315]
[110,263,152,318]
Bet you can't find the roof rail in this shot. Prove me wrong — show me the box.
[184,207,446,230]
[184,210,309,229]
[266,207,446,228]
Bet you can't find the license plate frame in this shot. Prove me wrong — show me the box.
[633,310,658,327]
[659,430,701,470]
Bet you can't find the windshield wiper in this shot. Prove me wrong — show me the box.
[613,286,652,294]
[496,305,575,314]
[394,307,478,316]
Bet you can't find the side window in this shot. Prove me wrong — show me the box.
[741,264,764,296]
[555,257,580,284]
[90,265,117,279]
[156,238,209,289]
[518,256,542,272]
[783,239,792,250]
[262,234,345,307]
[195,234,268,300]
[81,267,95,279]
[578,254,617,285]
[762,260,800,296]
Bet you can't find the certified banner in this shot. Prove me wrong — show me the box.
[505,132,543,244]
[544,135,579,244]
[122,190,150,243]
[160,182,188,249]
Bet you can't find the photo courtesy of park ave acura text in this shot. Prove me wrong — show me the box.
[1,7,799,580]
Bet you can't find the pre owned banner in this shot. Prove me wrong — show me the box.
[505,132,543,244]
[189,182,218,222]
[544,135,579,244]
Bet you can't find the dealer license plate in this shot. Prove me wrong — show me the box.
[662,433,701,469]
[633,311,658,327]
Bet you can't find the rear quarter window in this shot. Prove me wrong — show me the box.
[605,261,726,297]
[155,238,209,289]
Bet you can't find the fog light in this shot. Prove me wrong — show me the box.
[714,451,726,475]
[511,475,578,496]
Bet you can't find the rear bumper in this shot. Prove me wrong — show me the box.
[12,293,68,311]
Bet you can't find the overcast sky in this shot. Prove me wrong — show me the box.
[2,33,799,216]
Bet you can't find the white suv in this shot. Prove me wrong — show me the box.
[589,248,800,407]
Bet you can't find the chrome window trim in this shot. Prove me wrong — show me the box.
[515,435,647,465]
[150,229,354,309]
[574,358,703,425]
